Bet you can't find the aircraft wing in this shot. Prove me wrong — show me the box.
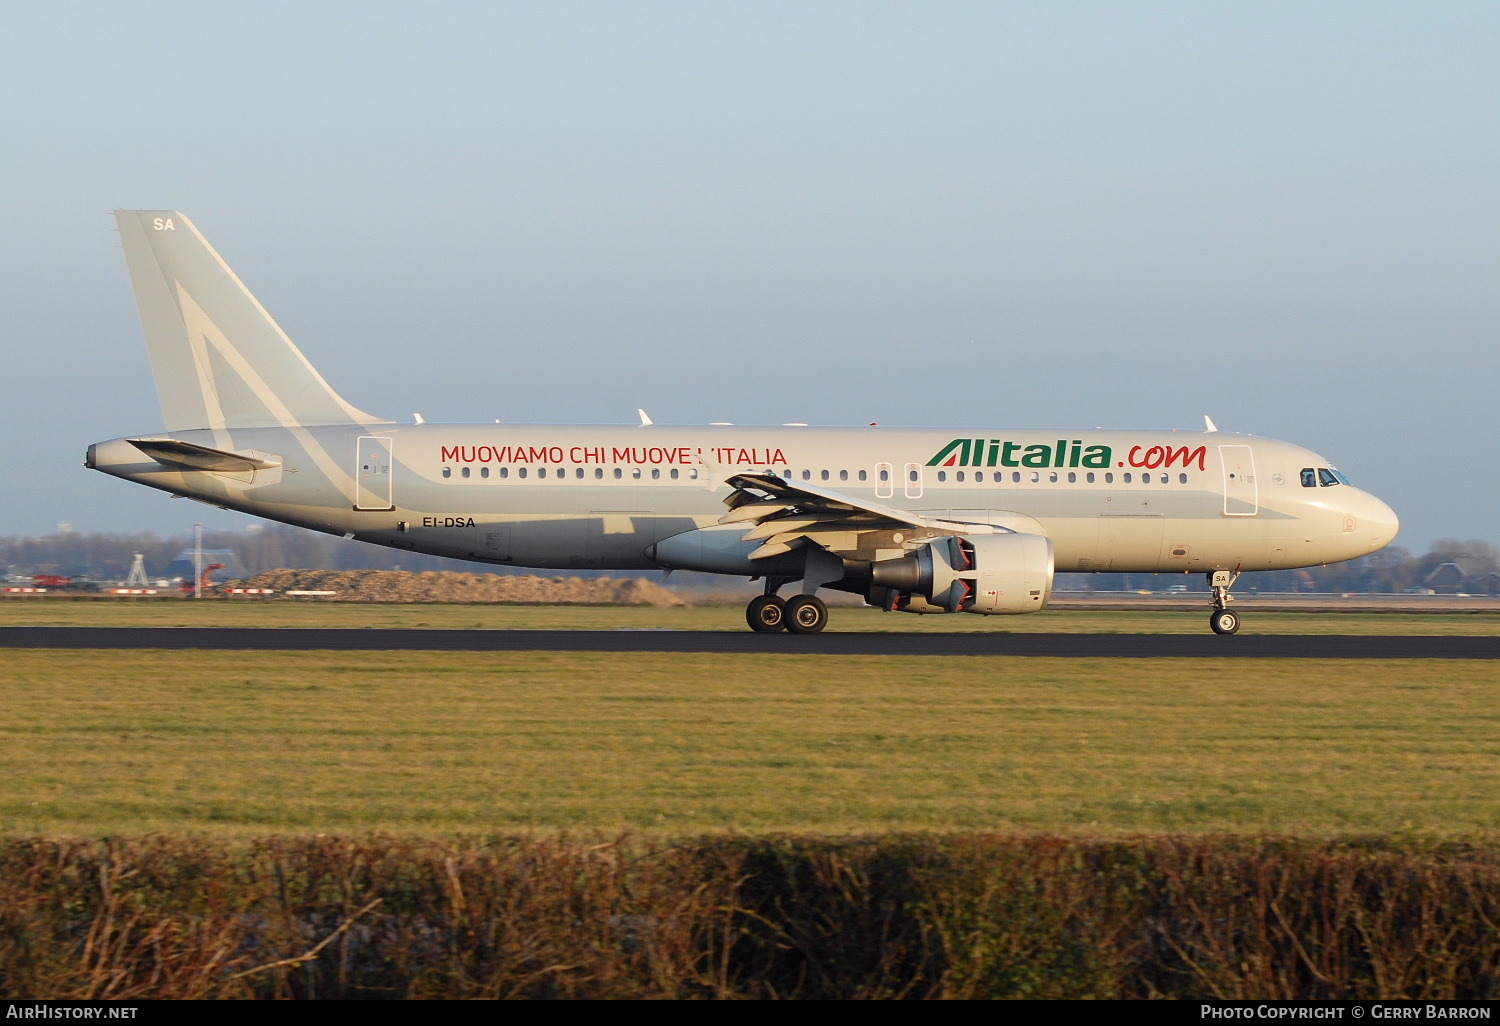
[720,472,1003,561]
[127,438,282,474]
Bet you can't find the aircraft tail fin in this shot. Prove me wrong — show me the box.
[114,210,388,431]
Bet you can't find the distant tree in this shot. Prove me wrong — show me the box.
[2,525,594,581]
[3,527,1496,592]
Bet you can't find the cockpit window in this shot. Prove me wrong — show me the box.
[1301,468,1317,488]
[1318,468,1343,487]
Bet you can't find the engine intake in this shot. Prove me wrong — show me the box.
[869,533,1053,614]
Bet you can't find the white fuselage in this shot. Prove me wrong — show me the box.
[89,423,1399,576]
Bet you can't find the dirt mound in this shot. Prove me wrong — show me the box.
[219,569,686,606]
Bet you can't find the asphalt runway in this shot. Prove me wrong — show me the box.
[0,627,1496,658]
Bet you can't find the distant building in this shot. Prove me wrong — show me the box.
[1422,559,1500,595]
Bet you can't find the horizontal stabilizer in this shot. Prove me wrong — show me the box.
[127,437,282,473]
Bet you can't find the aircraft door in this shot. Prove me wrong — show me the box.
[1219,445,1258,516]
[355,436,395,510]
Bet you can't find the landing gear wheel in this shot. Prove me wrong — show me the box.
[784,595,829,634]
[746,595,787,633]
[1210,609,1240,635]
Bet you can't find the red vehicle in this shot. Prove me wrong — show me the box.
[178,563,227,595]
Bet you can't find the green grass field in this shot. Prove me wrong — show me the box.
[2,598,1498,633]
[2,648,1496,838]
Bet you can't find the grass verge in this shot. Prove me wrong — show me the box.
[2,651,1496,837]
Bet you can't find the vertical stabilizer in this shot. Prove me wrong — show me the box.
[114,210,388,430]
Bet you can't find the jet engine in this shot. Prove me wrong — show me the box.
[868,533,1053,614]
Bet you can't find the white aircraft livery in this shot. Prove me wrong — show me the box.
[88,211,1400,634]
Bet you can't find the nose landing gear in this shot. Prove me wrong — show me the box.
[1208,569,1241,635]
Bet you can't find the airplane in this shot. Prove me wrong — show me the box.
[87,211,1400,635]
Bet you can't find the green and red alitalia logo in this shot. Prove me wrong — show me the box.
[926,438,1207,471]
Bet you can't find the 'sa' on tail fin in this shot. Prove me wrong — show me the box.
[114,210,388,431]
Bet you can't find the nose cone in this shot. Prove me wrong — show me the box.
[1351,490,1400,555]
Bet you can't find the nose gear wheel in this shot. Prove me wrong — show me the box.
[1208,570,1242,635]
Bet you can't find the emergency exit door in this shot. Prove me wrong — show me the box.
[1219,444,1258,516]
[355,436,395,510]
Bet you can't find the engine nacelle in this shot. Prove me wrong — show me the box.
[868,533,1054,614]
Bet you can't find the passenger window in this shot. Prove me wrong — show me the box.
[632,468,642,479]
[442,467,451,478]
[1048,472,1058,483]
[956,471,965,482]
[1301,468,1317,488]
[937,471,947,482]
[1179,473,1187,484]
[802,470,811,481]
[1067,472,1076,483]
[820,470,829,481]
[1012,472,1021,483]
[858,470,867,482]
[538,467,546,479]
[652,468,660,480]
[480,467,489,479]
[594,468,602,479]
[1123,473,1132,483]
[975,472,984,482]
[576,468,584,479]
[1030,472,1040,483]
[500,467,509,479]
[518,467,527,479]
[1318,468,1340,487]
[1086,472,1095,483]
[879,469,889,482]
[839,470,848,482]
[689,469,699,480]
[613,468,622,479]
[670,468,679,479]
[461,466,471,479]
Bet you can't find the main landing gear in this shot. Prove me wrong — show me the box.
[745,580,829,634]
[1208,569,1241,635]
[746,594,786,632]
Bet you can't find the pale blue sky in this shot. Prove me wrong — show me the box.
[2,1,1495,553]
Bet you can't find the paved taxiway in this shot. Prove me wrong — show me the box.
[0,627,1495,658]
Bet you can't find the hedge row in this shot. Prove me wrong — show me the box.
[2,835,1496,999]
